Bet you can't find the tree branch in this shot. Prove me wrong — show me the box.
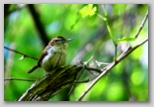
[135,11,148,38]
[4,77,36,82]
[27,4,49,47]
[68,64,85,96]
[4,46,38,60]
[18,65,82,101]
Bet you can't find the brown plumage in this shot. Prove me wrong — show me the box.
[28,36,71,73]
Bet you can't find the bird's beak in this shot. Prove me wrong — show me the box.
[66,38,74,42]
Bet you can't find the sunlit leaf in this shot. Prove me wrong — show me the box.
[19,55,25,60]
[79,4,97,18]
[116,37,136,43]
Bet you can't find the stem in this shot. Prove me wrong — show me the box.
[98,5,117,59]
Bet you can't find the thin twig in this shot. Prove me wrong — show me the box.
[135,11,148,38]
[74,76,97,83]
[78,38,148,101]
[68,58,102,96]
[4,77,36,82]
[85,67,102,73]
[68,57,101,96]
[117,38,148,61]
[68,65,85,96]
[4,46,38,60]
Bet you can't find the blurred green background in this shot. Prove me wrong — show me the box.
[4,4,148,101]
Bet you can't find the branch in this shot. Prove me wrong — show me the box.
[134,11,148,38]
[18,65,82,101]
[27,4,49,47]
[78,38,148,101]
[85,67,102,73]
[68,64,85,96]
[4,77,36,82]
[74,76,97,83]
[4,46,38,60]
[68,56,101,96]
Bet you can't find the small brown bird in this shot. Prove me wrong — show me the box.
[28,36,73,73]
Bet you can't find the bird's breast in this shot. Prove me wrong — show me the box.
[41,46,66,72]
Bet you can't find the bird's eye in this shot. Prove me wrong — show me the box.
[55,39,60,42]
[56,40,62,44]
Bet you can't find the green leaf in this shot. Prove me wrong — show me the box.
[116,37,136,43]
[79,4,97,18]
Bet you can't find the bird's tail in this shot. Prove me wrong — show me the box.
[27,65,39,73]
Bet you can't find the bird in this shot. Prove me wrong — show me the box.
[28,36,73,73]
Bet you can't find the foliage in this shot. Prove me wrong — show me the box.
[4,4,148,101]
